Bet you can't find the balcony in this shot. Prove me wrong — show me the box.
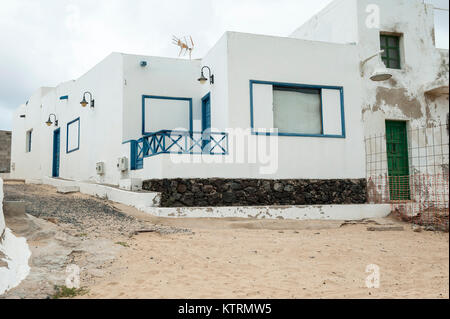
[128,130,229,170]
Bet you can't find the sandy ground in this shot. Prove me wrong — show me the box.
[2,182,186,299]
[80,204,449,299]
[2,182,449,299]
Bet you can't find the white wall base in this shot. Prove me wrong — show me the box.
[119,178,142,191]
[40,177,161,211]
[24,179,43,185]
[36,178,391,221]
[0,229,31,295]
[144,204,392,220]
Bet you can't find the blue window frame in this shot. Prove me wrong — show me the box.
[66,117,80,153]
[141,95,193,135]
[249,80,346,138]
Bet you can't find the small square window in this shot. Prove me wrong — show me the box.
[380,34,401,70]
[26,129,32,152]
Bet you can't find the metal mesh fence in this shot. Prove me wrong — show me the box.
[365,123,449,231]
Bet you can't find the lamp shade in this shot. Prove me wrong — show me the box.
[198,75,208,84]
[370,68,393,82]
[80,97,88,107]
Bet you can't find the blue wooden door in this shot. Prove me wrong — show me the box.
[201,93,211,152]
[52,128,60,177]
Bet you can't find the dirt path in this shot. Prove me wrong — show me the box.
[2,182,448,299]
[2,182,186,299]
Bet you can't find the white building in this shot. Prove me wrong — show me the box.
[9,0,448,207]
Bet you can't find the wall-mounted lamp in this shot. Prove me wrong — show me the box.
[140,61,148,67]
[80,91,95,108]
[198,66,214,85]
[360,50,392,82]
[45,113,58,127]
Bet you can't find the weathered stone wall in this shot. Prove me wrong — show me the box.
[0,177,5,237]
[143,178,367,207]
[0,131,12,173]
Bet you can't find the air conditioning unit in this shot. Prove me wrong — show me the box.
[96,162,105,175]
[117,157,128,171]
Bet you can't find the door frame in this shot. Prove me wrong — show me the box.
[201,92,211,152]
[52,128,61,178]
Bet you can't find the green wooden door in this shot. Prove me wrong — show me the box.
[385,121,410,200]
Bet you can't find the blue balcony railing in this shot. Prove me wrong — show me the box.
[128,130,229,170]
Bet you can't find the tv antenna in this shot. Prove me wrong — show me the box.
[172,35,194,59]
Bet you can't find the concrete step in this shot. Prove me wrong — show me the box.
[56,185,80,194]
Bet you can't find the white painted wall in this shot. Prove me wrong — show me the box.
[198,33,230,132]
[144,98,191,132]
[252,83,274,130]
[129,32,366,180]
[11,53,125,185]
[14,0,445,185]
[291,0,448,207]
[11,87,53,180]
[0,177,32,295]
[147,204,391,220]
[290,0,359,44]
[122,54,203,142]
[356,0,449,135]
[290,0,449,157]
[226,32,365,179]
[12,31,367,182]
[292,0,449,137]
[322,89,343,135]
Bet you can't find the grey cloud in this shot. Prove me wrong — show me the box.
[0,0,448,130]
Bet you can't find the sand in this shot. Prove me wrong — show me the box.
[81,205,449,299]
[3,182,448,299]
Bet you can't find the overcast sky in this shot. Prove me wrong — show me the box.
[0,0,448,131]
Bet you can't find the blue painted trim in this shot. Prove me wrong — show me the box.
[339,87,346,138]
[319,88,324,135]
[52,128,61,177]
[201,92,211,103]
[251,80,343,91]
[142,95,193,135]
[128,130,229,170]
[201,92,211,129]
[249,80,346,138]
[66,117,80,153]
[59,95,69,100]
[201,92,212,153]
